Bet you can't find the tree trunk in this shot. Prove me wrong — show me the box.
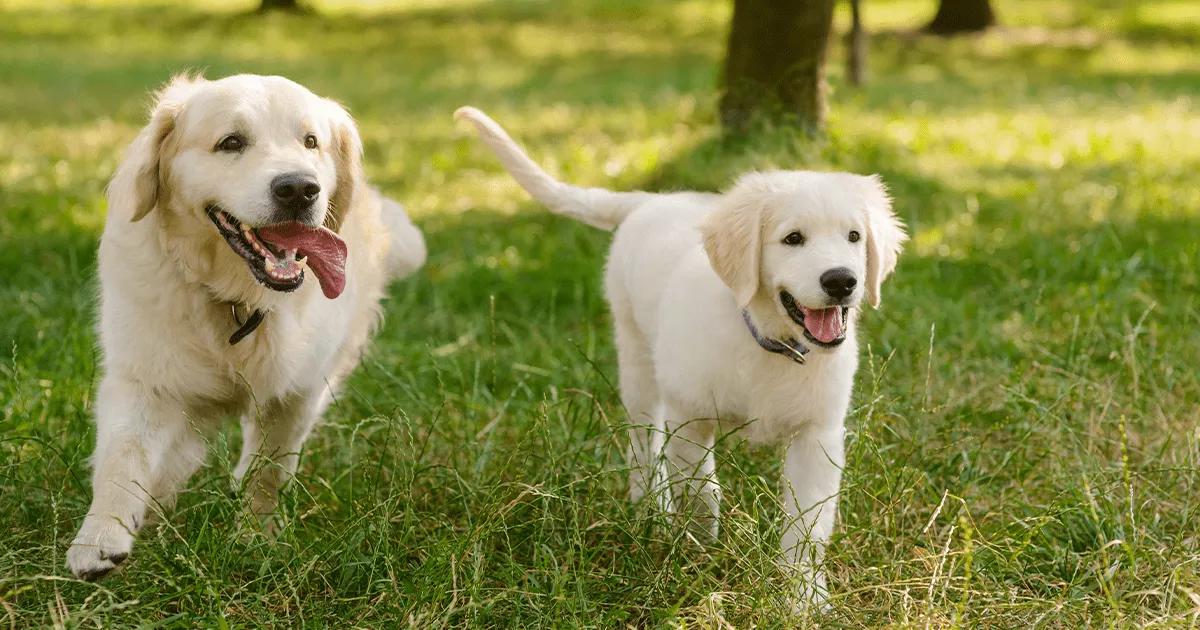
[720,0,837,133]
[259,0,301,12]
[846,0,866,86]
[924,0,996,35]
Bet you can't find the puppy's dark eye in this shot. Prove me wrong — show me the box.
[782,231,806,246]
[215,134,246,153]
[304,134,318,150]
[848,230,861,243]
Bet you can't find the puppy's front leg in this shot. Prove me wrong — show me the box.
[68,377,204,580]
[779,426,845,609]
[235,389,325,530]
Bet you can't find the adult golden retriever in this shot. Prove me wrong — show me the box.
[68,74,425,580]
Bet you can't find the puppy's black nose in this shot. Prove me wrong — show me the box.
[271,173,320,213]
[820,267,857,300]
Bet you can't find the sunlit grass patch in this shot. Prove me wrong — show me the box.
[1,0,1199,626]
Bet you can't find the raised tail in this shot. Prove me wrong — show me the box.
[454,106,653,231]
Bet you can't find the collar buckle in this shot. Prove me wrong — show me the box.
[742,310,808,365]
[229,304,266,345]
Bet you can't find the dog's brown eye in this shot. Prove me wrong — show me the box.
[782,231,805,246]
[215,134,246,153]
[304,134,318,150]
[848,230,861,243]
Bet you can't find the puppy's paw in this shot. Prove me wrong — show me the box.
[791,581,830,614]
[695,514,720,544]
[67,518,135,581]
[233,506,284,545]
[779,561,830,614]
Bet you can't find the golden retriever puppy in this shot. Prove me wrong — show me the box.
[67,74,426,580]
[456,106,906,608]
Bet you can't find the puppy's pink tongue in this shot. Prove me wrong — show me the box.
[801,306,843,343]
[258,223,348,299]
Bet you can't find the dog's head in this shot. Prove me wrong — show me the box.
[701,171,907,349]
[107,73,364,300]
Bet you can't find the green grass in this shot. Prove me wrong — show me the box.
[2,0,1199,626]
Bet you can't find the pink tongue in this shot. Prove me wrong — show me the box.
[257,222,348,299]
[801,307,843,343]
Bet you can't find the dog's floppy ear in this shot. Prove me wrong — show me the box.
[859,174,907,308]
[324,99,365,232]
[110,74,202,222]
[701,183,764,308]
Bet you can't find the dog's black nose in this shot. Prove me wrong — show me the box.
[820,267,857,300]
[271,173,320,213]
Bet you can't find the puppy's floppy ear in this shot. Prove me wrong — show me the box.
[324,99,365,232]
[859,174,908,308]
[109,74,203,222]
[701,184,764,308]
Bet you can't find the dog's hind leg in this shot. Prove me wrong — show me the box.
[612,303,667,508]
[68,377,206,580]
[144,412,209,516]
[662,414,721,541]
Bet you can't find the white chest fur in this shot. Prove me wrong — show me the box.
[96,218,350,412]
[654,314,859,444]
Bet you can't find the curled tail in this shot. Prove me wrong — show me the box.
[378,196,426,279]
[454,106,653,231]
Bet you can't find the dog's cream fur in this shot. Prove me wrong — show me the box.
[67,74,426,580]
[456,106,906,606]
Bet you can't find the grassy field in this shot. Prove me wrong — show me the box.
[2,0,1199,626]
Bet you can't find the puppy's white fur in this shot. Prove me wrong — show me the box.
[456,106,906,606]
[67,74,426,580]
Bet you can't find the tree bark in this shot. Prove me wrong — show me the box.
[259,0,302,12]
[720,0,837,133]
[924,0,996,35]
[846,0,866,86]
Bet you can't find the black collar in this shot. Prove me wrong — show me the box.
[229,304,266,345]
[742,310,808,365]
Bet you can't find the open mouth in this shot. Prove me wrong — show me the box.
[207,206,304,292]
[780,291,849,348]
[206,206,348,299]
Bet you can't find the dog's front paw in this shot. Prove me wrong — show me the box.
[67,517,135,581]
